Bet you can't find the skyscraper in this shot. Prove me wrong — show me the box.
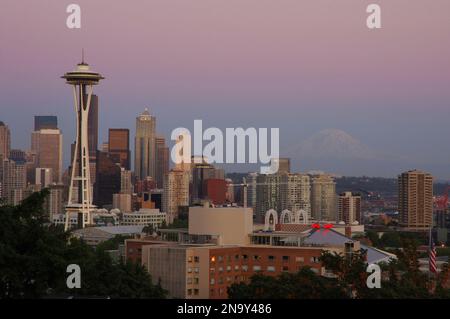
[155,135,169,188]
[2,157,26,205]
[108,128,130,170]
[311,174,336,221]
[191,160,216,204]
[280,173,311,217]
[34,116,57,131]
[0,121,11,160]
[31,129,63,183]
[398,170,433,230]
[134,108,156,181]
[163,169,189,218]
[255,174,282,222]
[120,168,133,195]
[46,184,65,217]
[94,151,121,208]
[86,94,99,159]
[338,192,362,224]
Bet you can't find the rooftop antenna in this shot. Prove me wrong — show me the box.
[81,48,85,64]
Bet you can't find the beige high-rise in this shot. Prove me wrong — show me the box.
[280,173,311,218]
[398,170,433,230]
[31,129,63,183]
[2,158,26,205]
[311,174,336,221]
[163,169,190,218]
[338,192,361,224]
[0,121,11,160]
[134,108,156,181]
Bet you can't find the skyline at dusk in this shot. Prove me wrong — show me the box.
[1,0,450,178]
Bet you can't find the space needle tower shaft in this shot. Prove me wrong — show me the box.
[62,53,104,231]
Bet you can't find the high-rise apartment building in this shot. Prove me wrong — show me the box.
[108,128,130,170]
[338,192,361,224]
[311,174,336,221]
[0,121,11,161]
[31,129,63,183]
[2,157,27,205]
[163,169,190,218]
[398,170,433,230]
[120,168,133,194]
[46,184,65,217]
[280,173,311,218]
[34,116,57,131]
[255,174,282,221]
[134,108,156,181]
[155,135,169,189]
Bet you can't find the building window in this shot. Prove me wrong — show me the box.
[187,267,192,273]
[194,256,200,263]
[187,289,192,295]
[210,256,216,263]
[194,267,199,273]
[218,277,223,284]
[253,255,260,261]
[282,256,290,262]
[188,256,193,263]
[187,277,193,284]
[226,266,231,272]
[234,265,239,271]
[295,256,304,263]
[210,278,215,285]
[242,254,248,260]
[242,265,248,272]
[218,267,224,273]
[253,265,261,271]
[282,266,289,272]
[267,266,276,272]
[268,255,275,261]
[218,256,223,262]
[310,257,320,263]
[210,268,215,274]
[194,289,199,295]
[194,277,199,284]
[235,254,240,261]
[226,277,231,283]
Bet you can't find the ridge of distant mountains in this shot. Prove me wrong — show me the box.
[283,128,450,179]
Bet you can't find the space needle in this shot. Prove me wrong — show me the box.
[62,52,104,230]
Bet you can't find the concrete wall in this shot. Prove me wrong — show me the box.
[188,206,253,245]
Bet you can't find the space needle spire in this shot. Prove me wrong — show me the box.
[62,54,104,230]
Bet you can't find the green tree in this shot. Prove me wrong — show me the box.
[0,190,167,299]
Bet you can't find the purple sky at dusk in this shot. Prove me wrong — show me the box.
[1,0,450,178]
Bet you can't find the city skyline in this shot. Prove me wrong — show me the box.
[1,0,450,178]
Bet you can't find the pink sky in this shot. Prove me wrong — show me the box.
[1,0,450,177]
